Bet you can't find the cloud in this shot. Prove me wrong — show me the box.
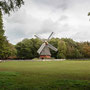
[71,28,90,42]
[33,0,69,10]
[3,0,90,44]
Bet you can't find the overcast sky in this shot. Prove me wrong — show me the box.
[3,0,90,44]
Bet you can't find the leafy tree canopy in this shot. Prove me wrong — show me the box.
[0,0,24,14]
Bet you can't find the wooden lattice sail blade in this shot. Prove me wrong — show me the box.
[37,43,46,54]
[34,35,44,42]
[48,43,58,51]
[47,32,54,41]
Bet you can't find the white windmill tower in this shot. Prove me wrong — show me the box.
[35,32,58,59]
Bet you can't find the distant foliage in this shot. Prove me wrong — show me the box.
[15,38,90,59]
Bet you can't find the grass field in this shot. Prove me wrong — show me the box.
[0,60,90,90]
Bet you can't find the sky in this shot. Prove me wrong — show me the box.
[3,0,90,44]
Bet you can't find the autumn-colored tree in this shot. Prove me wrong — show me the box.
[82,44,90,58]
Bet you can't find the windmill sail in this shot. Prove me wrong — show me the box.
[34,35,44,42]
[48,32,54,41]
[37,43,46,54]
[35,32,58,58]
[48,43,58,51]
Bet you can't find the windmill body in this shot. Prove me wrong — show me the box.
[39,43,51,58]
[35,32,58,59]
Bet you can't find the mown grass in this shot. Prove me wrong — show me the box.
[0,60,90,90]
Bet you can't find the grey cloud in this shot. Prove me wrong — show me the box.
[71,31,90,41]
[40,19,58,33]
[33,0,69,10]
[3,0,90,44]
[4,7,27,24]
[6,29,26,39]
[38,18,71,35]
[59,15,68,21]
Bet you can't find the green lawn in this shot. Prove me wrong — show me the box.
[0,60,90,90]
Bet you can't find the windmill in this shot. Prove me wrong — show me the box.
[34,32,58,59]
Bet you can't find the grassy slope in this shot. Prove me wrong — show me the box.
[0,60,90,89]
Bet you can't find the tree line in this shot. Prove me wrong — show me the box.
[14,38,90,59]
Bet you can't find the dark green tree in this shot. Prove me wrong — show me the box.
[0,0,24,14]
[31,38,42,58]
[0,9,11,59]
[15,38,42,59]
[0,0,24,59]
[7,43,17,59]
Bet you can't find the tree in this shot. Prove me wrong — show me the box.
[82,43,90,58]
[76,42,84,58]
[30,38,42,58]
[88,12,90,16]
[0,0,24,59]
[57,40,67,59]
[7,43,17,59]
[15,39,33,59]
[61,38,77,47]
[0,0,25,59]
[0,9,17,59]
[0,0,24,14]
[0,9,6,59]
[15,38,42,59]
